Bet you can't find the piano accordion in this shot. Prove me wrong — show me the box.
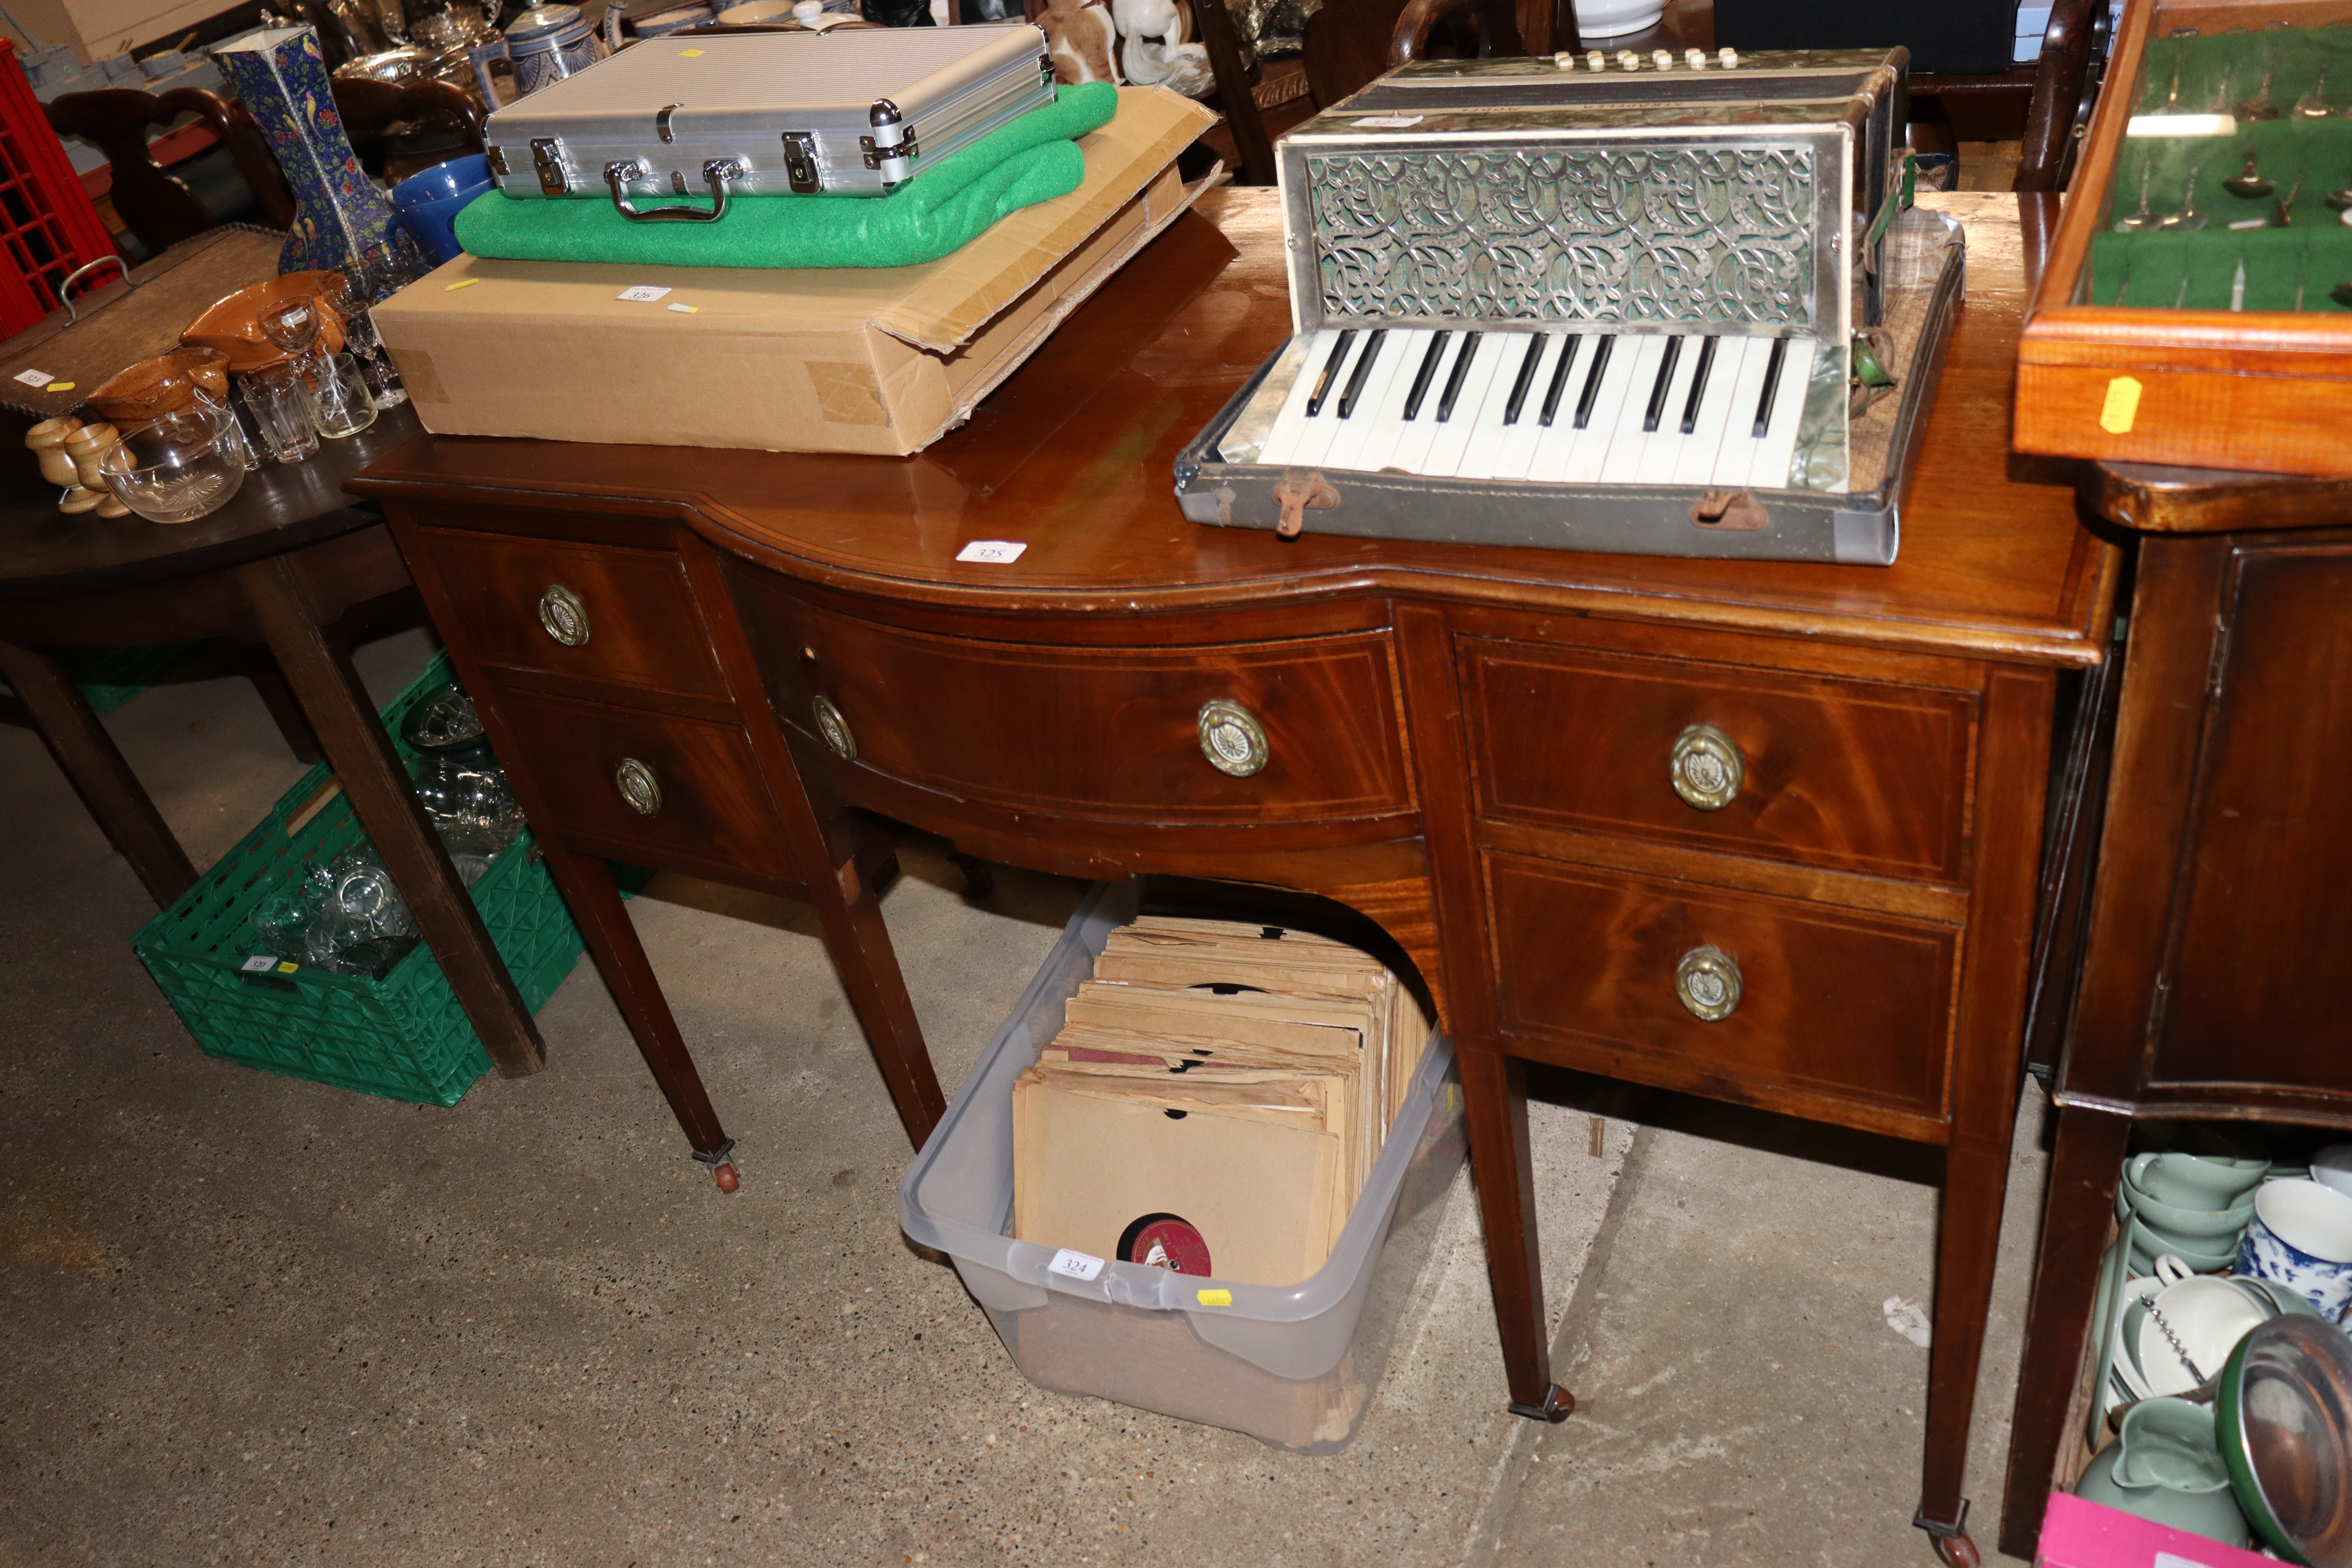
[1174,48,1966,564]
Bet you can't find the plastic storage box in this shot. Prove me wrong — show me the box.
[132,652,589,1107]
[898,881,1466,1453]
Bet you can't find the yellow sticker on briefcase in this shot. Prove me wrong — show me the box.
[1196,1289,1232,1307]
[2098,376,2143,435]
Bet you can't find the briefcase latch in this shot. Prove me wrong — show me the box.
[780,131,821,194]
[530,137,569,196]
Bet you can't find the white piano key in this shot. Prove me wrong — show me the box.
[1332,327,1431,473]
[1708,334,1781,486]
[1454,334,1534,480]
[1254,328,1341,468]
[1387,331,1460,475]
[1420,336,1504,478]
[1597,334,1670,483]
[1322,330,1416,472]
[1490,334,1563,481]
[1281,331,1365,469]
[1671,334,1750,485]
[1633,335,1705,484]
[1524,335,1587,483]
[1561,332,1637,483]
[1746,337,1817,490]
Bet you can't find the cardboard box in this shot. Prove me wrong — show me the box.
[2034,1493,2276,1568]
[374,86,1216,456]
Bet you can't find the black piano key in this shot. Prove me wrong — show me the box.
[1753,336,1789,439]
[1402,330,1451,421]
[1336,328,1387,418]
[1305,329,1357,417]
[1679,336,1718,435]
[1641,336,1684,434]
[1501,334,1547,426]
[1538,335,1581,427]
[1435,332,1483,423]
[1572,334,1614,430]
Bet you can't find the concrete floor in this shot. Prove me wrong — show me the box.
[1,630,2053,1567]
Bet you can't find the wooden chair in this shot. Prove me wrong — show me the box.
[1195,0,1567,185]
[329,77,488,183]
[2014,0,2102,190]
[43,88,295,257]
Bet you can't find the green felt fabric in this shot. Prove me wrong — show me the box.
[2092,27,2352,311]
[453,80,1118,270]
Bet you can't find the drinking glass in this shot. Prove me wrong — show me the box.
[240,365,319,463]
[318,268,408,408]
[301,352,381,438]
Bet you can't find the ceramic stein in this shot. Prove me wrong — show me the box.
[2073,1397,2251,1548]
[468,1,605,104]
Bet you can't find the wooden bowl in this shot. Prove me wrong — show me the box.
[181,271,348,374]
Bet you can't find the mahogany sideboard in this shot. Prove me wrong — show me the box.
[350,187,2118,1564]
[1997,462,2352,1560]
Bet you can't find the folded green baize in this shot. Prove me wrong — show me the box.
[453,81,1118,270]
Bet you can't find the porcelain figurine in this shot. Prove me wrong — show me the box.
[216,28,429,279]
[1112,0,1210,95]
[1040,0,1119,84]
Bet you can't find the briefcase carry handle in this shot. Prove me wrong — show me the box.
[604,158,745,223]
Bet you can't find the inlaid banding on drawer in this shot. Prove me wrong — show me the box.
[754,610,1415,825]
[1486,850,1955,1124]
[1464,639,1973,883]
[407,527,727,701]
[490,688,796,886]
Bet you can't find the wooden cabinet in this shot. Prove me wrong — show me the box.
[2000,479,2352,1560]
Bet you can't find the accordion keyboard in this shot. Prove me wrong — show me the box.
[1247,326,1818,488]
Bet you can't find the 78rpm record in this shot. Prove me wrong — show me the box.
[1116,1212,1213,1276]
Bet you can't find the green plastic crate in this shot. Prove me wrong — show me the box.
[64,642,198,711]
[132,652,588,1107]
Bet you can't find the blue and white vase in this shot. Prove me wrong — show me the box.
[214,27,428,280]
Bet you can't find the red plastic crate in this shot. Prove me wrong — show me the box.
[0,36,118,340]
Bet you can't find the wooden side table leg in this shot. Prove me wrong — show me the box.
[813,845,946,1152]
[235,555,546,1078]
[0,638,197,906]
[1998,1103,2132,1560]
[1915,1133,2013,1568]
[535,837,735,1186]
[1462,1044,1573,1422]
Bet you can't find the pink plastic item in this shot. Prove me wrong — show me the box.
[2036,1493,2277,1568]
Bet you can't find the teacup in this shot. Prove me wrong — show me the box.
[2126,1150,2271,1210]
[2118,1173,2257,1241]
[2074,1397,2252,1548]
[2234,1177,2352,1321]
[2311,1145,2352,1201]
[2134,1274,2268,1396]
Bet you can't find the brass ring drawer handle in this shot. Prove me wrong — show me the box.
[811,695,856,763]
[1197,699,1269,778]
[615,757,662,817]
[1670,723,1743,811]
[1675,946,1742,1022]
[538,584,590,647]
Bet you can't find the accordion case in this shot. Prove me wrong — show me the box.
[482,23,1054,217]
[1174,50,1967,565]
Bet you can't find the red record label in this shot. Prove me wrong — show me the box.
[1119,1213,1213,1276]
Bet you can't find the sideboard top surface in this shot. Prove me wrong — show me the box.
[352,191,2118,668]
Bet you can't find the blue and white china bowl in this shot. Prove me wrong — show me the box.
[2233,1178,2352,1323]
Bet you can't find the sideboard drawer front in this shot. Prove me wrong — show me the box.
[767,614,1414,824]
[1464,640,1973,882]
[1487,851,1955,1123]
[490,689,795,883]
[407,527,727,701]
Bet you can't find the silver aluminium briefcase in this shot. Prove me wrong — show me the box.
[482,23,1055,222]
